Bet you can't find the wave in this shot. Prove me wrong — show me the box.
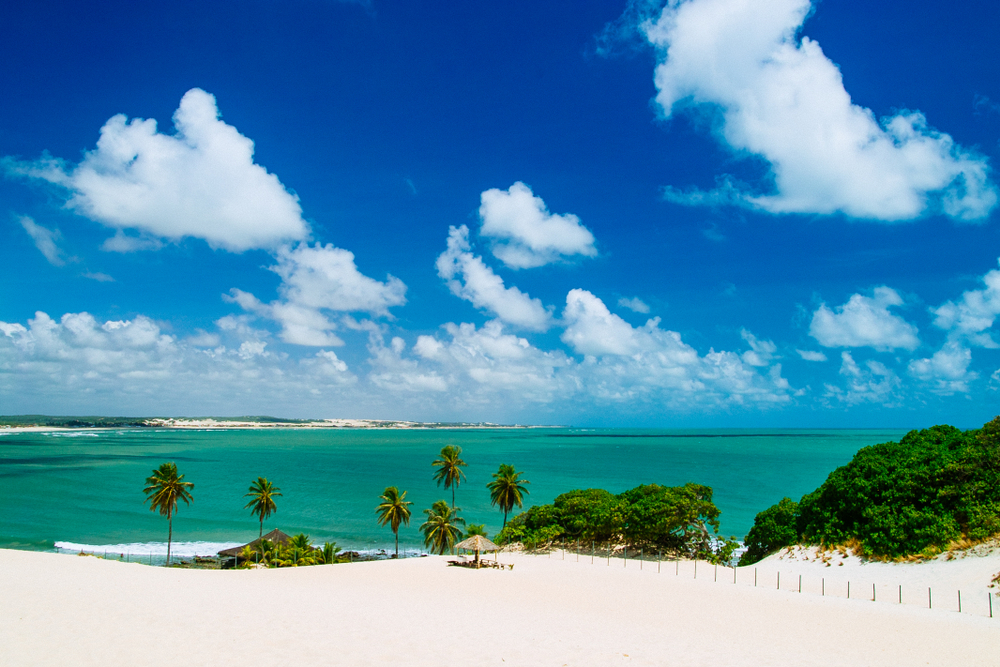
[54,540,242,557]
[52,540,429,560]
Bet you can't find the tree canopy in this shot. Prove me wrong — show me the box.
[740,417,1000,564]
[496,482,733,561]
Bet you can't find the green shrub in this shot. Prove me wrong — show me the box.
[497,482,726,559]
[740,417,1000,564]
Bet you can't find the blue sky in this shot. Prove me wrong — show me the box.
[2,0,1000,427]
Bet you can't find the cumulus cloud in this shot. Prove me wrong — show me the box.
[931,261,1000,348]
[556,290,792,406]
[908,341,976,395]
[18,216,69,266]
[641,0,997,221]
[82,271,114,282]
[796,349,827,362]
[478,182,597,269]
[1,303,796,418]
[562,289,662,356]
[824,351,901,405]
[740,329,777,367]
[618,296,651,313]
[4,88,309,251]
[436,225,553,331]
[809,287,919,351]
[0,310,357,415]
[228,242,407,346]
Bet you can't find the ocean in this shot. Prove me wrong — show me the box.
[0,427,909,561]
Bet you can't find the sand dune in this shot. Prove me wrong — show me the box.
[2,548,998,666]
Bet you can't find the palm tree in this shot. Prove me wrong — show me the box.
[376,486,413,558]
[244,477,282,540]
[465,523,488,538]
[432,445,467,508]
[420,500,465,555]
[143,462,194,566]
[487,463,529,529]
[321,541,339,565]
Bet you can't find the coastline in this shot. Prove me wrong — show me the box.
[2,547,997,666]
[0,418,564,433]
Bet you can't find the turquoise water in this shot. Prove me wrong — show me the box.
[0,427,909,557]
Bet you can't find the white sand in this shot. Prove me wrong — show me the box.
[2,548,998,666]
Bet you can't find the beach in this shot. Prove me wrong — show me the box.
[3,547,997,666]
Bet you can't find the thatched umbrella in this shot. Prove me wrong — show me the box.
[455,534,500,566]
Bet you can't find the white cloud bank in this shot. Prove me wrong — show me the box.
[810,287,919,351]
[436,225,553,331]
[1,304,794,418]
[5,88,309,252]
[641,0,997,221]
[228,242,407,346]
[479,182,597,269]
[0,311,356,415]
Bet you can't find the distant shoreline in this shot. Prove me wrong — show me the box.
[0,418,565,433]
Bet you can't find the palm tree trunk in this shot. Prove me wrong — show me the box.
[259,519,263,540]
[452,487,455,509]
[503,508,508,529]
[167,512,173,566]
[394,530,399,558]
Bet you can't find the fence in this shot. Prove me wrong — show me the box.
[516,542,997,619]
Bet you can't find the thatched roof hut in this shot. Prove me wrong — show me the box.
[455,535,500,564]
[218,529,293,558]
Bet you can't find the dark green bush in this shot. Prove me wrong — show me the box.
[740,417,1000,564]
[497,482,730,560]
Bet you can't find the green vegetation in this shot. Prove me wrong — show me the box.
[740,417,1000,565]
[239,534,340,568]
[142,462,194,566]
[244,477,282,540]
[376,486,413,558]
[465,524,488,538]
[420,500,465,554]
[487,464,530,529]
[432,445,467,507]
[496,483,736,562]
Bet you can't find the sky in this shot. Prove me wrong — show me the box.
[2,0,1000,427]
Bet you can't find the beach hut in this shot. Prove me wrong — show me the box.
[218,529,293,567]
[454,535,500,567]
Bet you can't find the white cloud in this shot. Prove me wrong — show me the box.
[908,341,976,395]
[931,261,1000,348]
[557,290,792,407]
[5,88,309,251]
[0,310,359,415]
[642,0,997,221]
[228,242,407,347]
[809,287,919,350]
[82,271,114,282]
[796,349,827,362]
[824,351,901,405]
[436,225,553,331]
[0,305,794,419]
[562,289,660,356]
[478,182,597,269]
[740,329,777,367]
[618,296,651,313]
[18,216,69,266]
[409,320,572,401]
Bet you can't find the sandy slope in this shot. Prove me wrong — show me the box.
[2,548,998,666]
